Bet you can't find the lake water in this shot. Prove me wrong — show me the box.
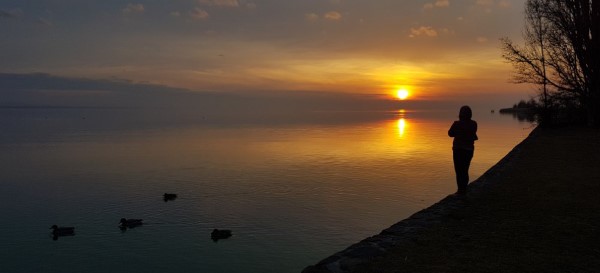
[0,106,533,273]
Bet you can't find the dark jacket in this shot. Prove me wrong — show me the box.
[448,119,478,151]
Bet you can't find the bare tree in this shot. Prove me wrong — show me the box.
[502,0,599,126]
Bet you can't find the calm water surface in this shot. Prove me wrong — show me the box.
[0,107,533,273]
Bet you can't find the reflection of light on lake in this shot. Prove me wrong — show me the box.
[397,118,406,138]
[396,109,408,138]
[398,109,406,117]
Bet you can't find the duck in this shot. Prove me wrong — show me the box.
[163,193,178,202]
[119,218,143,228]
[50,225,75,236]
[211,229,232,241]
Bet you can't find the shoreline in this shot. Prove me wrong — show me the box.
[303,127,541,273]
[304,125,600,272]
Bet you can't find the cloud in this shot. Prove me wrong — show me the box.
[324,11,342,21]
[0,1,526,98]
[198,0,240,7]
[0,72,193,108]
[0,8,23,18]
[305,13,319,22]
[122,3,145,14]
[474,0,494,13]
[304,12,342,22]
[409,26,438,38]
[36,17,53,26]
[0,73,186,92]
[424,0,450,9]
[0,73,396,116]
[0,73,277,113]
[497,0,511,8]
[475,0,494,7]
[476,36,488,43]
[190,8,209,20]
[435,0,450,7]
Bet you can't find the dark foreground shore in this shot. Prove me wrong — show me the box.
[304,126,600,273]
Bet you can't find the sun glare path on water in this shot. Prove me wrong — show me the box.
[397,118,406,137]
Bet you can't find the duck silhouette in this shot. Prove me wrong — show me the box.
[119,218,143,229]
[50,225,75,240]
[211,229,232,241]
[163,193,177,202]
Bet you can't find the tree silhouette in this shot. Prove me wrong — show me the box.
[501,0,599,126]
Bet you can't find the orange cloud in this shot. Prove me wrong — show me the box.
[498,0,512,8]
[123,3,145,14]
[424,0,450,9]
[476,0,494,6]
[198,0,240,7]
[305,13,319,22]
[190,8,209,20]
[409,26,438,38]
[324,11,342,21]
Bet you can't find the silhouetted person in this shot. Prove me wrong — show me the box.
[448,106,478,195]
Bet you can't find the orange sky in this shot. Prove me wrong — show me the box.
[0,0,531,102]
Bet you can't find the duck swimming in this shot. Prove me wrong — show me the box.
[163,193,177,202]
[50,225,75,237]
[211,229,232,241]
[119,218,143,229]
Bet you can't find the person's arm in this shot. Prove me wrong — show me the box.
[448,121,457,137]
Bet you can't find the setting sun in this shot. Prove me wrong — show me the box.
[396,89,410,100]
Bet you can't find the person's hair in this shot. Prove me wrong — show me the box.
[459,105,472,120]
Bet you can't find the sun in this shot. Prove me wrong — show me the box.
[396,88,410,100]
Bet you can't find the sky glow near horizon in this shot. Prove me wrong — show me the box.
[0,0,531,103]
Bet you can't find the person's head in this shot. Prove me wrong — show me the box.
[459,105,472,121]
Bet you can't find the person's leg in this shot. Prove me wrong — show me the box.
[453,149,465,193]
[461,149,473,191]
[453,149,473,194]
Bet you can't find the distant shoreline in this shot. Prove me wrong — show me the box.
[498,107,535,114]
[0,105,125,109]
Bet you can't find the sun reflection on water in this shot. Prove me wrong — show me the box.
[397,118,406,138]
[397,109,408,138]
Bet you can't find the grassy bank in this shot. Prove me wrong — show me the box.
[352,127,600,272]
